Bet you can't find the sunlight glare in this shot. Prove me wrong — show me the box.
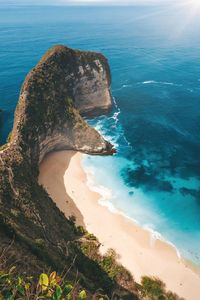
[189,0,200,6]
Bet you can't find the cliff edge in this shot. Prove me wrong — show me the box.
[0,46,138,299]
[11,45,114,165]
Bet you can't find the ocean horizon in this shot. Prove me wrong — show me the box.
[1,3,200,266]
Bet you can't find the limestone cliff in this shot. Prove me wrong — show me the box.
[11,45,114,165]
[0,46,137,299]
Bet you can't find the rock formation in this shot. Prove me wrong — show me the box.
[0,46,138,299]
[11,45,114,165]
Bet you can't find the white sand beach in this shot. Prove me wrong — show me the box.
[39,150,200,300]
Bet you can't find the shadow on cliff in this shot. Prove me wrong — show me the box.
[0,45,137,299]
[38,150,85,228]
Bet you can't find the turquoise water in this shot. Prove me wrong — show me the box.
[0,3,200,264]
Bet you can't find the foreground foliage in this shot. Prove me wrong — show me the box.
[0,236,184,300]
[0,266,184,300]
[0,268,88,300]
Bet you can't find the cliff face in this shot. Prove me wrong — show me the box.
[72,51,112,116]
[38,45,112,117]
[0,46,138,299]
[11,45,114,165]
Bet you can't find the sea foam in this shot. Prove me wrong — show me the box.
[141,80,182,87]
[82,157,182,260]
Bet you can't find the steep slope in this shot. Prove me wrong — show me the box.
[11,45,114,164]
[0,45,137,299]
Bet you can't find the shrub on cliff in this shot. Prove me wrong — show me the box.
[138,276,184,300]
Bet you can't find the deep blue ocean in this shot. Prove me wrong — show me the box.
[0,3,200,265]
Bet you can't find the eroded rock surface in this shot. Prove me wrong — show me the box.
[0,45,184,300]
[11,45,114,164]
[0,46,128,298]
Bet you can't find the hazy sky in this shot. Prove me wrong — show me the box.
[0,0,198,6]
[0,0,181,5]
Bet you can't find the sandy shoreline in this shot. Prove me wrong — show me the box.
[39,150,200,300]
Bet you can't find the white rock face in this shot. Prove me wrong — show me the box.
[73,59,112,116]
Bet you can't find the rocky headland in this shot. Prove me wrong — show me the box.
[0,45,138,299]
[0,45,188,300]
[11,45,115,163]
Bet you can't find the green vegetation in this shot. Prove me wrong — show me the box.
[0,268,88,300]
[137,276,184,300]
[0,259,184,300]
[0,45,185,300]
